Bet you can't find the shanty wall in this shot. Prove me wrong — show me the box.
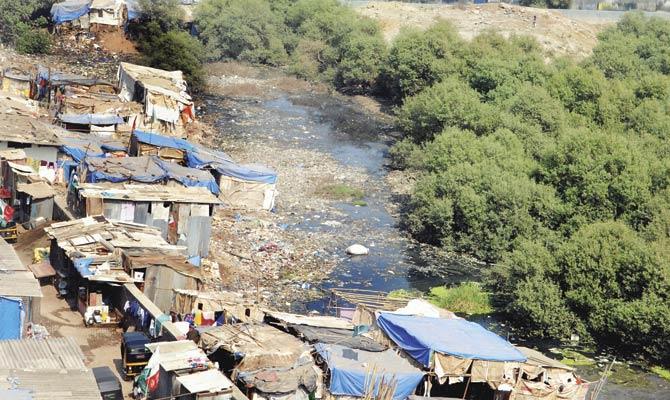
[87,198,213,258]
[1,78,31,98]
[0,142,58,164]
[217,174,276,211]
[143,265,199,312]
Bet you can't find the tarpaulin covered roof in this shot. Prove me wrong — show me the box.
[126,0,141,19]
[156,158,220,195]
[57,131,127,162]
[291,325,387,352]
[82,156,221,194]
[58,113,124,126]
[83,156,165,184]
[50,0,92,24]
[132,130,278,184]
[376,313,526,367]
[133,129,195,152]
[315,343,424,400]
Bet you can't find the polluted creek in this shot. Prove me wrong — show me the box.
[1,1,669,400]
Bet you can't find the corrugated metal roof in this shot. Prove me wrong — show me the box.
[0,337,86,370]
[0,238,42,298]
[0,369,102,400]
[176,368,233,394]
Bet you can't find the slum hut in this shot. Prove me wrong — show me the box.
[0,337,102,399]
[0,103,61,166]
[172,289,264,325]
[75,182,221,258]
[15,181,55,227]
[45,216,176,327]
[56,131,127,184]
[142,340,234,400]
[0,238,42,340]
[79,156,220,195]
[376,313,529,399]
[201,323,319,400]
[50,0,93,28]
[121,247,204,312]
[118,63,195,136]
[1,68,33,98]
[54,88,141,136]
[130,130,278,210]
[314,343,425,400]
[89,0,128,31]
[512,347,591,400]
[34,66,114,106]
[264,311,387,352]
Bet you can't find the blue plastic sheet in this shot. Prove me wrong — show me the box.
[73,258,94,277]
[132,130,277,184]
[157,159,220,195]
[0,297,21,340]
[50,0,91,24]
[59,113,124,125]
[133,130,195,152]
[315,343,424,400]
[126,0,141,20]
[376,313,526,366]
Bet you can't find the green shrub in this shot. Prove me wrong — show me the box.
[140,30,206,92]
[15,28,51,54]
[428,282,493,315]
[196,0,290,65]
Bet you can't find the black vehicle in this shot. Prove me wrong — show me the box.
[92,366,123,400]
[120,332,151,380]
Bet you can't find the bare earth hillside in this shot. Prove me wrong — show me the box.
[356,2,612,59]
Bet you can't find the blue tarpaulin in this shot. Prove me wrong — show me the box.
[132,130,278,184]
[157,159,220,195]
[126,0,141,20]
[50,0,91,24]
[59,113,124,126]
[60,135,127,162]
[83,156,221,194]
[376,313,526,367]
[133,130,195,152]
[0,297,21,340]
[315,343,424,400]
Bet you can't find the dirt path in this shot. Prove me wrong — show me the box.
[356,1,611,59]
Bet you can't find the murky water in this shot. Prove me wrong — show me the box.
[204,91,669,399]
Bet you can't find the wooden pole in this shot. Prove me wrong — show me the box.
[461,376,471,400]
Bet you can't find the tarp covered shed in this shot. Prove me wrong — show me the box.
[2,68,32,98]
[89,0,127,27]
[57,132,127,163]
[50,0,92,24]
[130,130,278,210]
[376,313,526,367]
[314,343,424,400]
[201,324,319,397]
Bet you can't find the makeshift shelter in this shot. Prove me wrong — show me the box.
[50,0,92,25]
[89,0,127,29]
[118,63,194,135]
[512,347,590,400]
[314,343,424,400]
[172,288,264,324]
[1,68,32,98]
[16,181,55,226]
[0,102,61,165]
[201,324,319,400]
[45,216,185,326]
[130,130,278,210]
[0,337,101,399]
[139,340,235,400]
[79,156,220,195]
[0,238,42,339]
[75,182,220,257]
[266,313,386,353]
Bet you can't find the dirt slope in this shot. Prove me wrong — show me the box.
[356,2,612,59]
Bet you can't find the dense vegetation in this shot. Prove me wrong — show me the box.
[194,0,386,91]
[387,14,670,364]
[130,0,206,91]
[0,0,53,54]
